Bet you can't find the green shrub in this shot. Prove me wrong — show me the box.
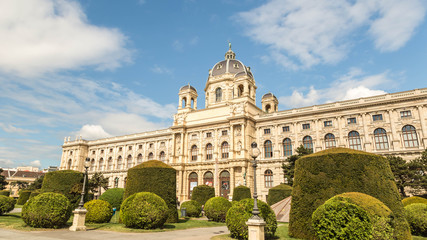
[0,196,16,215]
[29,190,40,199]
[192,185,215,205]
[99,188,124,211]
[404,203,427,236]
[21,192,72,228]
[41,170,83,208]
[17,190,32,205]
[204,196,232,222]
[289,148,411,240]
[84,199,113,223]
[0,190,10,197]
[124,160,178,223]
[232,186,251,202]
[180,200,201,217]
[267,184,292,205]
[120,192,168,229]
[226,198,277,240]
[402,196,427,207]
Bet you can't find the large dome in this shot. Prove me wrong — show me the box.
[210,47,253,78]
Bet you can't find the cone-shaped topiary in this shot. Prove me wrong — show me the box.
[404,203,427,237]
[120,192,168,229]
[191,185,215,205]
[99,188,124,211]
[21,192,72,228]
[0,195,16,215]
[17,190,32,205]
[204,196,232,222]
[402,196,427,207]
[180,200,202,217]
[124,160,178,223]
[41,170,83,208]
[232,185,251,202]
[84,199,113,223]
[267,184,292,205]
[289,148,410,240]
[226,198,277,240]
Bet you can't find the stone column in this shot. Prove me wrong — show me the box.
[417,105,427,147]
[388,109,400,150]
[230,125,234,159]
[230,167,235,200]
[361,113,372,151]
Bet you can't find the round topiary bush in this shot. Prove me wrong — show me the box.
[99,188,125,211]
[0,190,10,197]
[41,170,83,208]
[289,148,411,240]
[180,200,201,218]
[267,184,292,205]
[232,186,251,202]
[84,199,113,223]
[17,190,32,205]
[191,185,215,205]
[204,196,232,222]
[402,196,427,207]
[125,160,178,223]
[404,203,427,236]
[0,196,16,215]
[226,198,277,240]
[21,192,72,228]
[120,192,168,229]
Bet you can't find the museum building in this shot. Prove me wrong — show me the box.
[59,47,427,202]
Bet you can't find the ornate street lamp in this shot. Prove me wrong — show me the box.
[249,142,261,220]
[69,157,90,231]
[78,157,91,209]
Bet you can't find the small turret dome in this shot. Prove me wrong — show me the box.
[180,84,197,93]
[262,93,277,99]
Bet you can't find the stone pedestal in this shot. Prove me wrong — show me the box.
[69,208,88,231]
[246,217,266,240]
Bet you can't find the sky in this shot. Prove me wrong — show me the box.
[0,0,426,169]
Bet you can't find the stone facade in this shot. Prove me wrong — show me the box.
[59,47,427,202]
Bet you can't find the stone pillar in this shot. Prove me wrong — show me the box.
[246,218,266,240]
[230,167,235,200]
[69,208,87,231]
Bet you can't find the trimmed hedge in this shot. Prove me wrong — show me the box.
[21,192,72,228]
[226,198,277,240]
[191,185,215,205]
[0,190,10,197]
[41,170,83,208]
[289,148,410,240]
[204,196,232,222]
[124,160,178,223]
[17,190,32,205]
[29,190,40,199]
[402,196,427,207]
[180,200,202,217]
[232,186,251,202]
[404,203,427,236]
[99,188,124,211]
[120,192,168,229]
[0,195,16,215]
[84,199,113,223]
[267,184,292,206]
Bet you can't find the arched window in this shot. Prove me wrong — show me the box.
[325,133,336,149]
[114,177,119,188]
[265,104,271,113]
[264,140,273,158]
[348,131,362,150]
[148,152,154,160]
[264,170,273,188]
[206,143,213,160]
[90,159,95,171]
[126,155,132,168]
[221,142,229,159]
[182,97,187,108]
[220,170,230,198]
[216,88,222,102]
[188,172,198,198]
[191,145,198,161]
[203,171,214,187]
[283,138,292,156]
[137,153,143,164]
[108,157,113,170]
[159,151,166,161]
[237,85,244,97]
[99,158,104,171]
[402,125,419,148]
[67,159,72,170]
[374,128,389,150]
[303,136,313,152]
[117,156,123,170]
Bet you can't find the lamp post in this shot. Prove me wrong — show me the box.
[78,157,90,209]
[69,157,90,231]
[249,142,261,220]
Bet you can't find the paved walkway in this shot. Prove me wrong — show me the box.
[0,226,229,240]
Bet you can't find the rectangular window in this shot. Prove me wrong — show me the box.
[373,114,383,121]
[347,117,357,124]
[222,130,228,136]
[128,146,132,150]
[206,132,212,138]
[191,134,198,139]
[101,149,104,154]
[264,128,271,134]
[282,126,290,132]
[324,121,332,127]
[92,150,95,154]
[110,148,113,153]
[400,110,411,118]
[149,143,153,148]
[138,144,142,149]
[119,147,122,151]
[302,123,310,130]
[160,142,165,147]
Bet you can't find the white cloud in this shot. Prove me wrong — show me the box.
[0,123,37,134]
[173,40,184,52]
[30,160,42,167]
[279,69,391,108]
[237,0,426,69]
[0,159,14,168]
[77,125,112,140]
[0,0,132,77]
[151,65,173,75]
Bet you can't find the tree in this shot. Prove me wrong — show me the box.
[11,181,28,190]
[281,145,312,186]
[27,175,44,190]
[88,172,109,197]
[0,169,7,190]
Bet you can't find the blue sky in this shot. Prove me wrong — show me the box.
[0,0,426,169]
